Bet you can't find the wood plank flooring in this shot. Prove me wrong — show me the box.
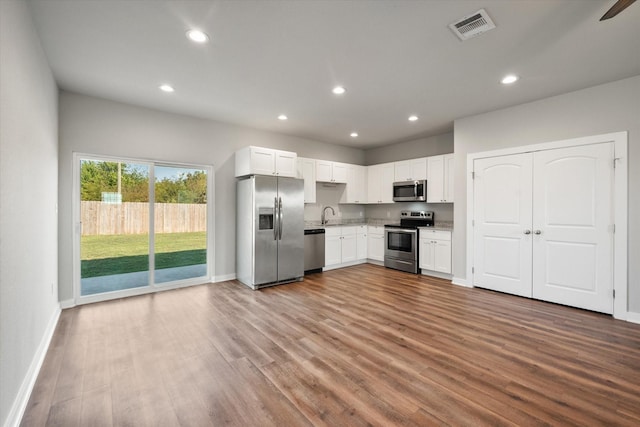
[21,264,640,426]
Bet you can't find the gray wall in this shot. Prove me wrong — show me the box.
[365,132,453,165]
[453,75,640,312]
[0,0,59,424]
[58,91,364,301]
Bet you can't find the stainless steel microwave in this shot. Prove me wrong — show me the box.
[392,180,426,202]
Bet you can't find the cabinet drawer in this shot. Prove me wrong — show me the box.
[325,227,342,237]
[341,226,357,236]
[367,225,384,235]
[419,229,451,241]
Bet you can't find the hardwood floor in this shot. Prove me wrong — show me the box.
[22,264,640,426]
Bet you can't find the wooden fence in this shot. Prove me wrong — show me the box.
[81,201,207,235]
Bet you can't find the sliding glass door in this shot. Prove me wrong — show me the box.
[154,165,207,283]
[76,155,211,301]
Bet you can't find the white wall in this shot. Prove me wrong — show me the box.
[0,0,60,425]
[453,75,640,312]
[58,91,364,301]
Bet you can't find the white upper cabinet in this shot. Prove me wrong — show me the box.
[341,164,367,204]
[235,146,297,178]
[426,154,454,203]
[296,157,316,203]
[315,160,348,183]
[394,158,427,182]
[367,163,395,203]
[275,150,297,177]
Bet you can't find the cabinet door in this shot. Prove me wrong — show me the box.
[367,165,381,203]
[315,160,333,182]
[433,240,452,273]
[443,154,455,202]
[411,158,428,181]
[419,239,435,270]
[275,150,297,177]
[356,228,367,260]
[380,163,395,203]
[427,155,444,203]
[325,234,342,266]
[332,162,349,184]
[298,158,316,203]
[343,165,366,203]
[354,165,367,203]
[368,233,384,261]
[394,160,412,182]
[341,234,357,263]
[251,147,276,175]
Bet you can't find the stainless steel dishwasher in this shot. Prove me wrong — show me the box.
[303,228,325,274]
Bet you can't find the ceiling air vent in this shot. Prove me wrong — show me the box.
[449,9,496,41]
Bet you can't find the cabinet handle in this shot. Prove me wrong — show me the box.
[524,229,531,235]
[534,230,542,235]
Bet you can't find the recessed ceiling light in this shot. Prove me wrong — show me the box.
[408,115,419,122]
[278,114,288,121]
[501,74,519,85]
[186,29,209,43]
[350,132,358,138]
[332,86,346,95]
[159,84,174,93]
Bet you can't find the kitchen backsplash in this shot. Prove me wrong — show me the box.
[304,184,365,222]
[304,183,453,223]
[365,202,453,222]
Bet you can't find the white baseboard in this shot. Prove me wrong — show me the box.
[420,270,453,280]
[452,276,472,288]
[213,273,236,283]
[626,311,640,324]
[5,305,61,427]
[60,299,75,309]
[323,259,367,272]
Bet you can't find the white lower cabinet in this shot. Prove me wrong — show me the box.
[356,225,367,260]
[419,229,452,274]
[324,226,363,270]
[367,225,385,262]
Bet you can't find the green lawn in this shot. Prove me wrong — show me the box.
[81,232,206,278]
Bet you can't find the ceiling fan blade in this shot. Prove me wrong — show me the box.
[600,0,636,20]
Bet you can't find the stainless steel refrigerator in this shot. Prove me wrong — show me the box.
[236,175,304,289]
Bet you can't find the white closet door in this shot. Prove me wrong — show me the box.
[532,143,614,314]
[473,153,533,297]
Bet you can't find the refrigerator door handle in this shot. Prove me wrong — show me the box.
[273,197,279,240]
[278,197,284,240]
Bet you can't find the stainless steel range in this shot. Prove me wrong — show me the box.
[384,211,434,273]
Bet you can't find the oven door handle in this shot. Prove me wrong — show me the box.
[386,228,417,234]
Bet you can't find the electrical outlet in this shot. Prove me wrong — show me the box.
[387,211,390,218]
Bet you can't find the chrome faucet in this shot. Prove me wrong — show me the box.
[321,206,335,225]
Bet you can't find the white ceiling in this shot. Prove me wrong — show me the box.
[27,0,640,149]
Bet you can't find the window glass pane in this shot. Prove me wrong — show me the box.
[80,160,150,295]
[153,166,207,283]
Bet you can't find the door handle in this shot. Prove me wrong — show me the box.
[273,197,279,240]
[278,197,283,240]
[534,230,542,235]
[524,229,531,235]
